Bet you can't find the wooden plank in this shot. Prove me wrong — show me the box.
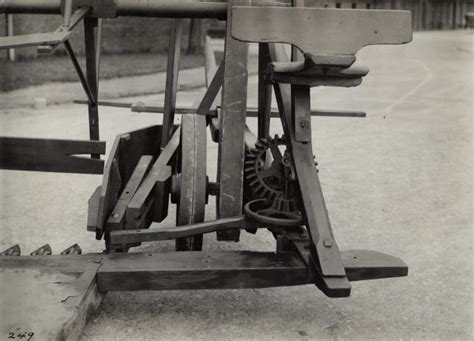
[110,216,248,244]
[87,186,102,231]
[0,31,68,49]
[341,250,408,282]
[97,251,310,291]
[126,128,180,221]
[0,137,105,174]
[0,255,104,341]
[216,0,251,241]
[106,155,153,230]
[93,135,122,233]
[0,137,105,155]
[232,7,412,66]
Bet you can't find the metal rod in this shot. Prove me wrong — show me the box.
[73,99,367,118]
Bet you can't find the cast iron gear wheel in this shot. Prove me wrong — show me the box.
[244,135,302,225]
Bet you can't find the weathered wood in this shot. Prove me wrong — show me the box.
[0,137,105,174]
[90,125,164,234]
[106,155,153,230]
[84,17,100,157]
[232,7,412,67]
[152,166,171,222]
[292,85,311,142]
[270,44,351,297]
[176,114,207,251]
[341,250,408,281]
[0,32,68,49]
[37,6,90,53]
[216,0,250,241]
[196,61,224,116]
[97,251,309,291]
[110,216,248,244]
[93,136,122,234]
[87,186,102,231]
[0,255,104,341]
[126,128,180,222]
[257,43,272,139]
[161,19,183,148]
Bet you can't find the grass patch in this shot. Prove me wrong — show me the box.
[0,52,204,92]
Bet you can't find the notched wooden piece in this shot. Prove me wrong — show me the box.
[232,7,412,66]
[0,137,105,174]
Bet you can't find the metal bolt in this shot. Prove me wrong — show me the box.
[323,239,333,248]
[299,120,310,128]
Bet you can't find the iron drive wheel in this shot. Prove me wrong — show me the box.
[175,114,207,251]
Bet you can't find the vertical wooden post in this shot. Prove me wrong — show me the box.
[216,0,250,241]
[257,43,272,140]
[84,17,100,158]
[161,19,183,149]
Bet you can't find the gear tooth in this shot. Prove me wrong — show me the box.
[249,179,259,187]
[244,166,255,173]
[246,153,256,159]
[244,160,255,165]
[245,173,257,180]
[1,244,21,256]
[31,244,52,256]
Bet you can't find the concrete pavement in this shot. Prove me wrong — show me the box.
[0,30,472,340]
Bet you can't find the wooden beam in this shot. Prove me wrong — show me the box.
[216,0,251,241]
[0,137,105,174]
[97,251,309,291]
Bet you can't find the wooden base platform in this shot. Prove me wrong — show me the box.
[0,249,407,340]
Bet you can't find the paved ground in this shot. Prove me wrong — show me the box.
[0,30,472,340]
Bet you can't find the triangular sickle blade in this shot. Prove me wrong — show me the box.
[30,244,52,256]
[60,243,82,255]
[0,244,21,256]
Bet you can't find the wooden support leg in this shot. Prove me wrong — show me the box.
[84,17,100,158]
[216,0,251,241]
